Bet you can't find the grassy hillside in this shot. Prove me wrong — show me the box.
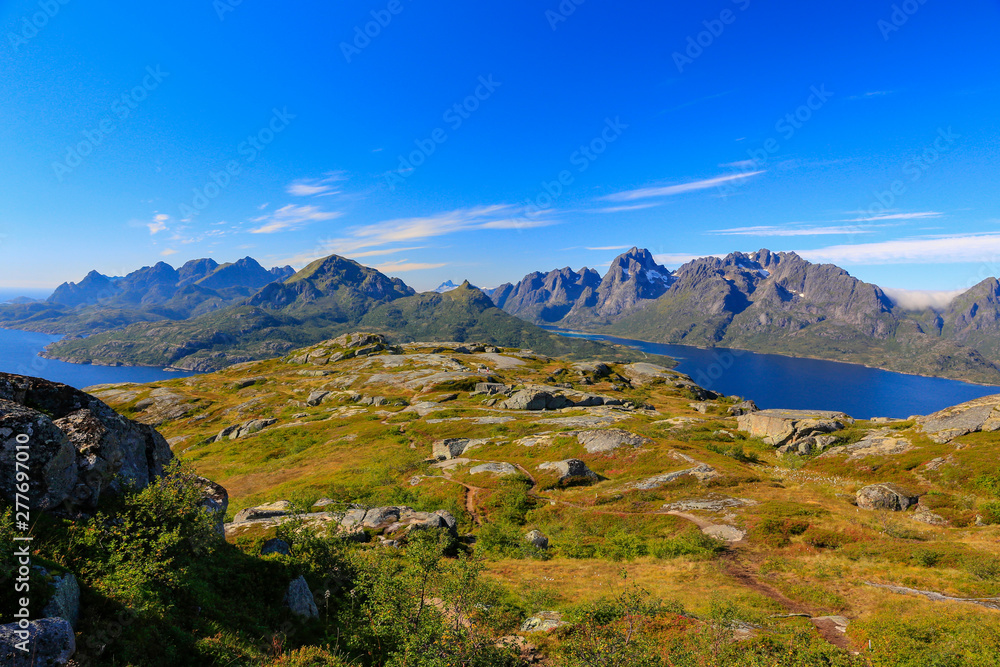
[27,332,998,665]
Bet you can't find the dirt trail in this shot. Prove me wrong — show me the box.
[426,458,853,651]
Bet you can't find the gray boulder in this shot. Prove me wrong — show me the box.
[538,459,600,483]
[232,500,293,523]
[432,438,487,460]
[194,476,229,536]
[856,483,919,511]
[474,382,510,395]
[284,576,319,619]
[261,538,291,556]
[728,400,759,416]
[40,572,80,629]
[213,418,277,442]
[0,617,76,666]
[737,409,850,447]
[520,611,565,632]
[500,389,554,411]
[577,429,651,453]
[469,462,519,476]
[306,390,331,406]
[525,529,549,550]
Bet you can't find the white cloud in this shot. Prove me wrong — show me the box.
[147,213,169,235]
[881,287,967,311]
[250,205,342,234]
[374,260,448,273]
[278,205,558,266]
[286,172,346,197]
[593,203,659,214]
[160,248,178,256]
[845,211,942,222]
[604,171,765,202]
[586,245,633,251]
[799,233,1000,265]
[708,224,876,237]
[719,160,757,170]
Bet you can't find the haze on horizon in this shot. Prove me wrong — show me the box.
[1,1,998,294]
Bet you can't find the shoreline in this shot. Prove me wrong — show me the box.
[549,326,1000,389]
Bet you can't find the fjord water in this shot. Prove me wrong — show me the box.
[0,328,196,389]
[557,331,1000,419]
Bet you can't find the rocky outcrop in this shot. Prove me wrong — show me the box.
[469,462,519,476]
[856,483,920,511]
[195,476,229,535]
[0,372,173,511]
[284,576,319,619]
[432,438,489,460]
[728,400,759,416]
[737,409,850,447]
[261,538,292,556]
[498,386,623,411]
[520,611,566,633]
[287,333,401,366]
[0,617,76,666]
[577,429,651,453]
[537,459,600,484]
[40,572,80,629]
[915,395,1000,443]
[213,418,277,442]
[226,503,458,540]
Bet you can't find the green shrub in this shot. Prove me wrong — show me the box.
[650,527,724,559]
[600,530,648,562]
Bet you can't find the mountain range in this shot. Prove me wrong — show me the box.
[15,247,1000,384]
[43,257,648,371]
[0,257,294,335]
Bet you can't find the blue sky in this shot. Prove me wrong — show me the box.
[1,0,999,296]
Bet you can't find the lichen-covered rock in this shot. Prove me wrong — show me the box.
[537,459,600,483]
[856,483,919,511]
[284,576,319,619]
[432,438,488,460]
[0,372,173,511]
[915,394,1000,443]
[469,462,519,476]
[40,573,80,629]
[213,418,277,442]
[577,429,651,453]
[0,617,76,666]
[232,500,293,523]
[520,611,565,633]
[736,409,850,446]
[261,538,292,556]
[525,529,549,550]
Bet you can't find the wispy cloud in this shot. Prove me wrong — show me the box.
[160,248,178,256]
[279,205,558,266]
[847,90,895,101]
[286,172,346,197]
[604,171,765,202]
[374,260,447,273]
[147,213,169,235]
[586,245,633,251]
[708,224,876,237]
[250,205,342,234]
[845,211,942,222]
[719,160,758,170]
[799,233,1000,265]
[593,203,659,214]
